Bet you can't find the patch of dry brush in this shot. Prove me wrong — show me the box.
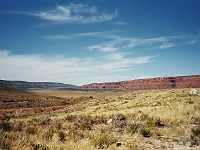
[0,88,200,149]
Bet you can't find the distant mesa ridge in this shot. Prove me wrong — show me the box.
[0,80,76,90]
[0,75,200,91]
[78,75,200,90]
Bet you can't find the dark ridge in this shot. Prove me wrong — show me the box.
[0,80,76,90]
[0,82,23,92]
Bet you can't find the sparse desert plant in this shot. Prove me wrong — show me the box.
[38,115,51,125]
[134,111,149,121]
[58,130,65,141]
[191,126,200,146]
[0,88,199,150]
[68,129,84,142]
[111,113,127,128]
[71,115,95,130]
[12,121,24,131]
[53,121,62,130]
[25,125,37,134]
[91,132,117,149]
[126,123,144,135]
[42,127,54,141]
[0,132,11,150]
[146,117,165,127]
[93,115,107,124]
[33,144,49,150]
[127,139,139,150]
[111,113,126,121]
[140,128,152,137]
[65,115,78,122]
[0,121,11,131]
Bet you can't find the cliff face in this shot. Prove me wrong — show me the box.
[79,75,200,90]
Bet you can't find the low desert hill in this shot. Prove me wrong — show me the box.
[0,80,76,90]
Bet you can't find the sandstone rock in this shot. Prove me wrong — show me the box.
[78,75,200,90]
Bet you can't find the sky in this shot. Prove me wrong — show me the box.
[0,0,200,85]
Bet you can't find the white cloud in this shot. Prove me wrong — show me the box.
[1,3,117,23]
[0,50,153,85]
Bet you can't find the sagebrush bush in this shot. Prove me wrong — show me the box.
[12,121,23,131]
[93,115,107,124]
[68,115,95,130]
[58,131,65,141]
[140,128,151,137]
[0,121,11,131]
[53,122,62,130]
[126,123,143,135]
[68,129,85,142]
[25,125,37,134]
[191,126,200,145]
[91,132,117,149]
[146,117,165,127]
[65,115,77,122]
[0,132,11,150]
[33,144,49,150]
[191,126,200,137]
[42,128,54,141]
[38,115,51,125]
[111,113,127,128]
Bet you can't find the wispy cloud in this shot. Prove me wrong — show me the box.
[1,3,117,23]
[0,50,153,85]
[48,31,185,52]
[85,34,178,52]
[48,30,199,52]
[47,30,119,40]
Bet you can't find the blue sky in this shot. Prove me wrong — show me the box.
[0,0,200,85]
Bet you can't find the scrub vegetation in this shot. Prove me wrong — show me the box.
[0,88,200,149]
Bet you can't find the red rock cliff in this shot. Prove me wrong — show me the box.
[78,75,200,90]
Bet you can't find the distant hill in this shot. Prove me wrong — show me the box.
[0,82,22,92]
[0,80,76,90]
[78,75,200,90]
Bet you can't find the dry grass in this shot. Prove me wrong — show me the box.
[0,88,200,149]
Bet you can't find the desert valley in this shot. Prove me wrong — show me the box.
[0,75,200,150]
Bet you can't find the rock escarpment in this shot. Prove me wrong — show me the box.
[79,75,200,90]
